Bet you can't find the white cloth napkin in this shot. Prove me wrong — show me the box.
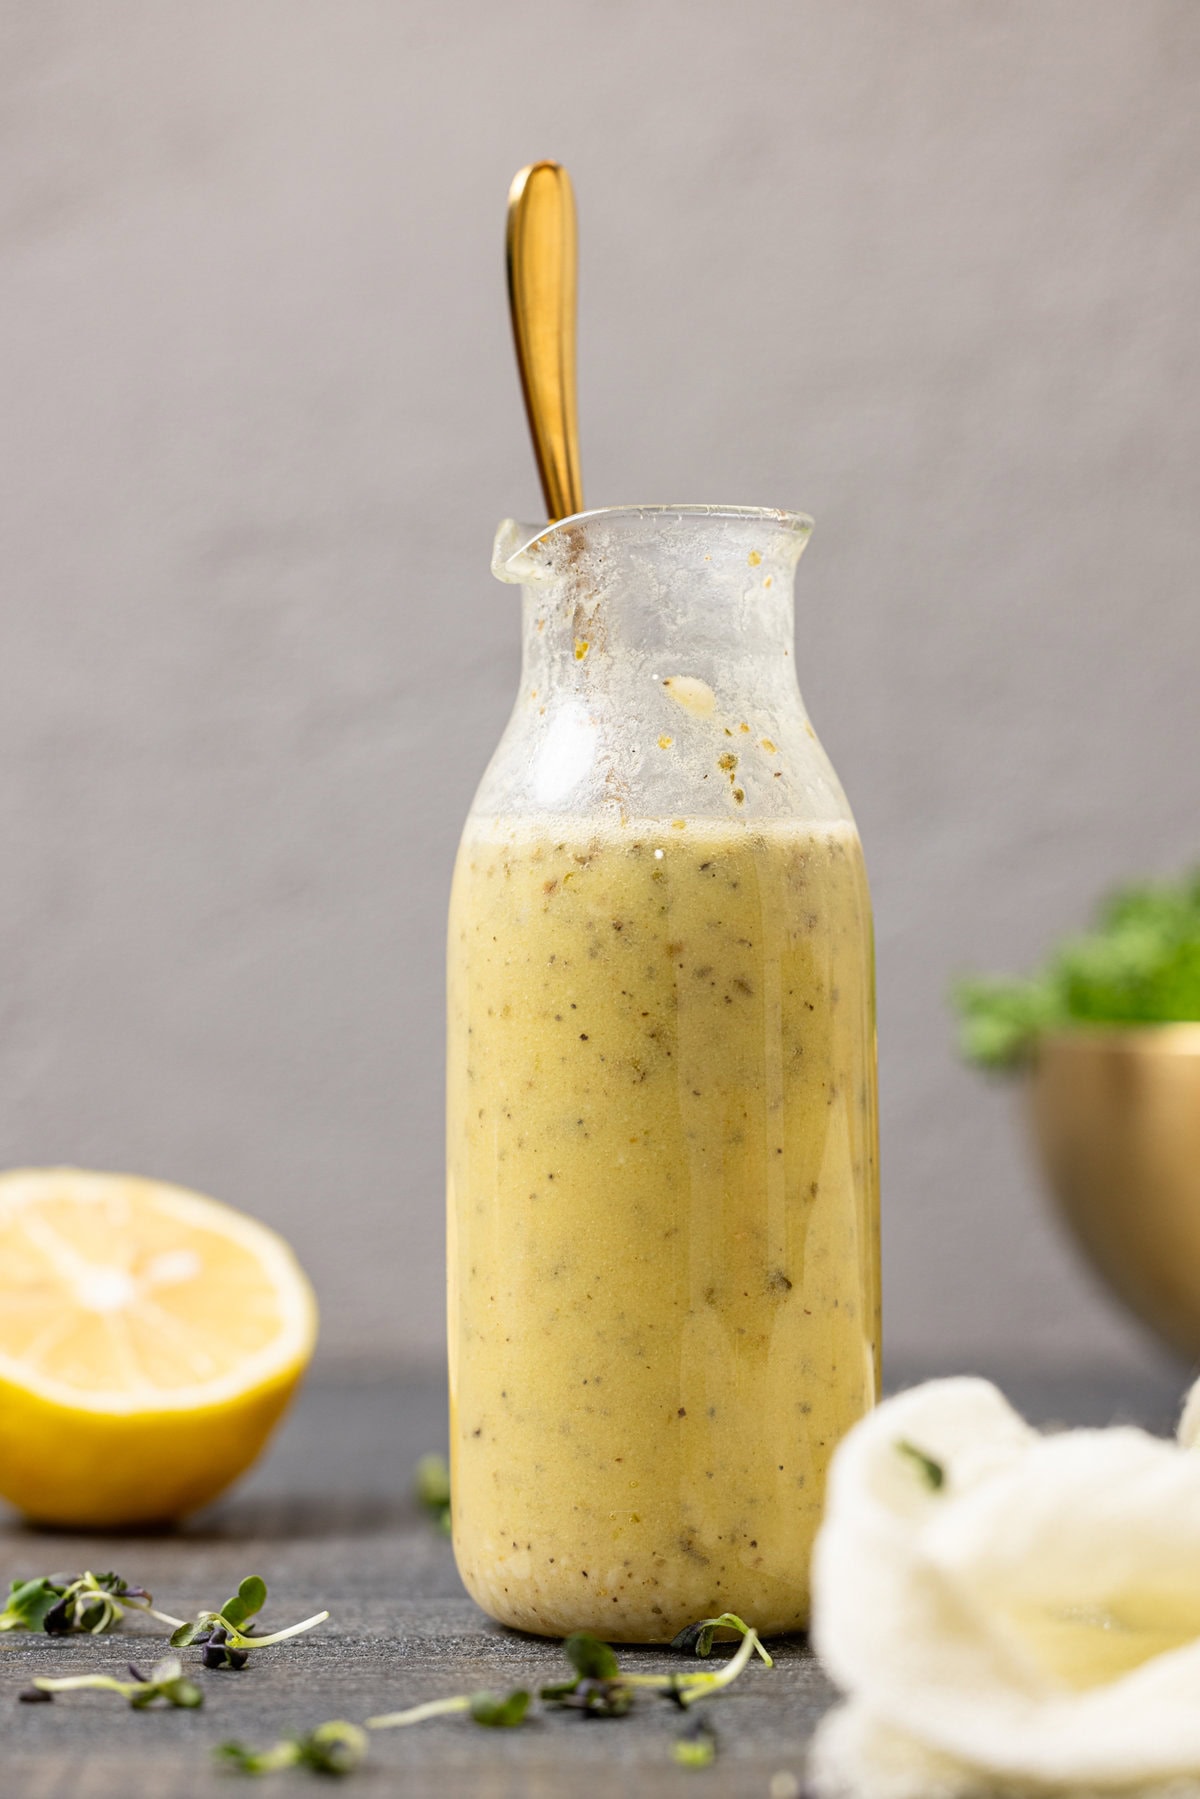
[810,1375,1200,1798]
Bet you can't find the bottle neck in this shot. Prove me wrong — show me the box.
[508,509,807,700]
[474,507,846,829]
[518,579,799,704]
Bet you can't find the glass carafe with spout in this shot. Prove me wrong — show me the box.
[447,505,879,1642]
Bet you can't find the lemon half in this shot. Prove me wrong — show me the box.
[0,1168,317,1526]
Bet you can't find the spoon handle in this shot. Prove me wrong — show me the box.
[506,161,584,523]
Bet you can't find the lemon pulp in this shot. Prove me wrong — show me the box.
[0,1168,317,1526]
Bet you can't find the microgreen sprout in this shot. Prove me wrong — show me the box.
[169,1575,328,1660]
[468,1689,531,1727]
[211,1619,763,1774]
[19,1656,203,1709]
[673,1713,718,1767]
[540,1633,634,1717]
[896,1439,946,1490]
[670,1612,774,1666]
[953,868,1200,1069]
[367,1687,531,1730]
[656,1621,763,1709]
[414,1453,452,1533]
[0,1571,182,1637]
[215,1720,367,1776]
[540,1625,765,1718]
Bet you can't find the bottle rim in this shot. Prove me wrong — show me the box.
[494,504,814,582]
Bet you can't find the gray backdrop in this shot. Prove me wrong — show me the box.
[2,1,1196,1378]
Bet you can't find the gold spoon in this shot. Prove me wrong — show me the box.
[506,161,584,523]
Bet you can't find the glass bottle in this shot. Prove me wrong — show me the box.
[447,505,879,1641]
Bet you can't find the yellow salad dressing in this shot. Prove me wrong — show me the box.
[447,812,879,1641]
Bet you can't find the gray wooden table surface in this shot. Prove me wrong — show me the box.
[0,1363,1182,1799]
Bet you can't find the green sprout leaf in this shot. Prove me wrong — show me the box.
[297,1722,368,1775]
[563,1632,621,1681]
[222,1576,268,1630]
[673,1714,718,1767]
[468,1689,531,1727]
[669,1613,773,1666]
[414,1453,452,1533]
[2,1578,62,1633]
[216,1720,367,1776]
[541,1633,633,1717]
[953,868,1200,1072]
[952,976,1061,1072]
[1,1571,181,1638]
[897,1439,946,1490]
[214,1742,296,1776]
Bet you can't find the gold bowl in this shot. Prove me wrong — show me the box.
[1031,1025,1200,1359]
